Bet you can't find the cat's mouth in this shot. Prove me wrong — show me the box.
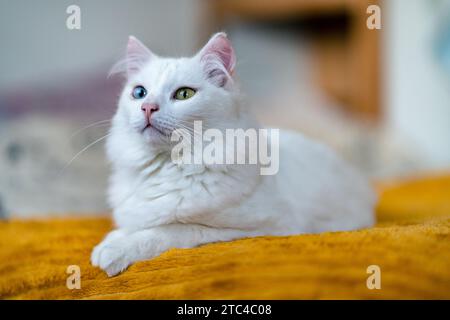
[141,122,170,138]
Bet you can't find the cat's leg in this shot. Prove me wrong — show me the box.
[91,224,258,277]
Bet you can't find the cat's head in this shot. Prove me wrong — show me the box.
[111,32,239,151]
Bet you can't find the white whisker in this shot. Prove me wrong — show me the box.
[69,119,111,140]
[59,133,111,176]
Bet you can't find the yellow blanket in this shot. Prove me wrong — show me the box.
[1,174,449,299]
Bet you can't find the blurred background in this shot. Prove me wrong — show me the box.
[1,0,449,218]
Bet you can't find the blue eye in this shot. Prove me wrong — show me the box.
[132,85,147,99]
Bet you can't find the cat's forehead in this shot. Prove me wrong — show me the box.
[136,56,201,86]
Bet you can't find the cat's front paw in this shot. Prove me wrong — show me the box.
[91,230,131,277]
[91,244,131,277]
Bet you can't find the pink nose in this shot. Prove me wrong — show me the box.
[141,103,159,119]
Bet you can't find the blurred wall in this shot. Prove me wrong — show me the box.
[384,0,450,168]
[0,0,203,90]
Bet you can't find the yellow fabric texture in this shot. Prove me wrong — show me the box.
[0,174,449,299]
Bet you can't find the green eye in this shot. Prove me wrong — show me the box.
[174,87,196,100]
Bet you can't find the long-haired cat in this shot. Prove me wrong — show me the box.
[91,33,375,276]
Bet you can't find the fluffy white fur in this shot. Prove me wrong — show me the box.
[91,33,375,276]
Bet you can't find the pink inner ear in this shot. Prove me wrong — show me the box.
[127,36,151,57]
[202,34,236,74]
[126,36,152,75]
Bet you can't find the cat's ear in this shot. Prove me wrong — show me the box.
[198,32,236,87]
[109,36,154,78]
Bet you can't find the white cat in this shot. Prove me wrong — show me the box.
[91,33,375,276]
